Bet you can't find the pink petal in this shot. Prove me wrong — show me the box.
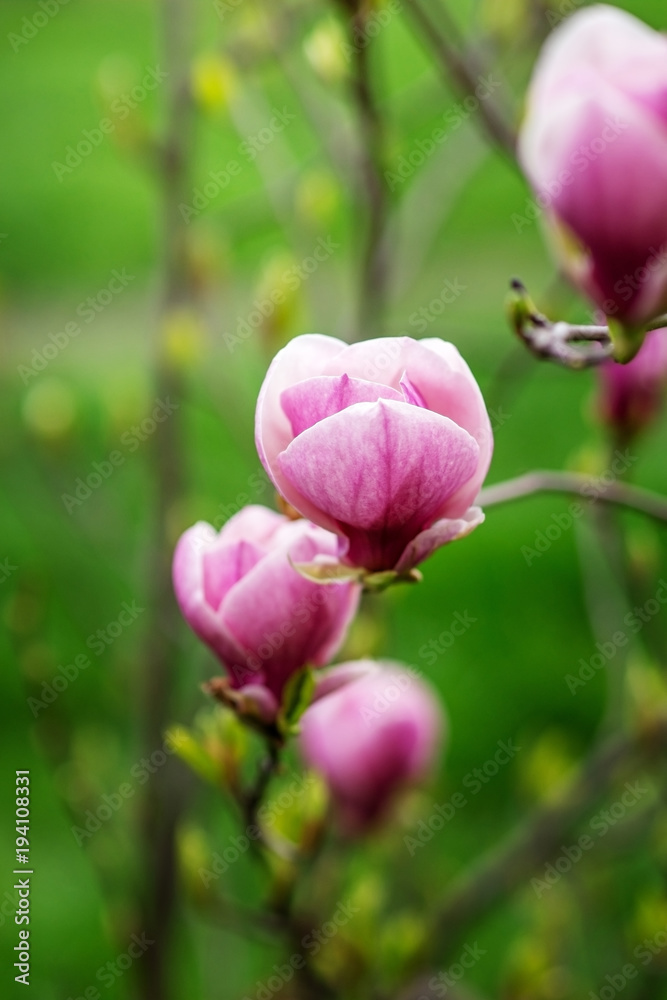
[280,373,403,437]
[220,525,360,696]
[311,660,381,702]
[322,337,493,513]
[399,373,427,407]
[202,540,262,611]
[218,504,286,549]
[255,335,348,532]
[519,6,667,325]
[394,506,485,573]
[526,6,667,128]
[300,666,444,833]
[278,399,479,570]
[172,523,249,668]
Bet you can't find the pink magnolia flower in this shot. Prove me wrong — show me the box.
[518,5,667,332]
[597,327,667,440]
[299,662,444,835]
[255,335,492,573]
[172,505,360,720]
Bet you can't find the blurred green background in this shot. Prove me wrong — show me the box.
[2,0,667,997]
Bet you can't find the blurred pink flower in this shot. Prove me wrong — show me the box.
[597,327,667,440]
[172,505,360,720]
[299,662,444,835]
[519,5,667,330]
[255,335,492,573]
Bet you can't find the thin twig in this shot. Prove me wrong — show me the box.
[347,4,391,339]
[405,0,518,158]
[137,1,197,996]
[424,716,667,965]
[508,278,667,367]
[479,471,667,524]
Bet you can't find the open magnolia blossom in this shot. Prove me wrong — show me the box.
[519,5,667,349]
[299,662,444,835]
[255,334,492,574]
[172,505,360,721]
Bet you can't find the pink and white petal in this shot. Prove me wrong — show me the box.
[255,334,347,531]
[322,338,492,509]
[173,523,255,672]
[308,576,362,671]
[173,522,213,601]
[311,660,381,703]
[280,373,403,437]
[202,540,263,611]
[173,522,219,641]
[524,84,667,323]
[220,533,358,695]
[399,373,428,408]
[278,400,479,532]
[272,517,341,560]
[394,506,485,573]
[526,6,667,126]
[399,339,493,503]
[218,504,287,549]
[321,337,419,391]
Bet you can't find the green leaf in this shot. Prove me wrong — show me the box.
[277,666,315,736]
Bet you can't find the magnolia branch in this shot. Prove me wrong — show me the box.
[405,0,517,158]
[507,278,613,367]
[479,471,667,524]
[508,278,667,367]
[425,714,667,965]
[346,3,391,338]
